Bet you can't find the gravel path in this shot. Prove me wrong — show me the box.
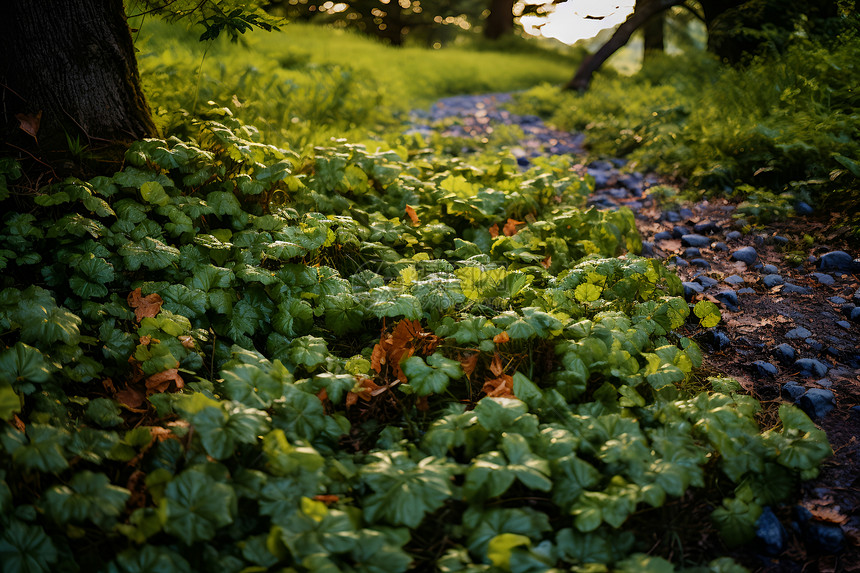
[412,93,860,571]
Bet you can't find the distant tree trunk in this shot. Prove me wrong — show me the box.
[565,0,684,91]
[0,0,156,156]
[642,2,666,64]
[484,0,516,39]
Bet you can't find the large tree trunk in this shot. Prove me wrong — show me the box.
[565,0,685,91]
[0,0,156,157]
[484,0,516,40]
[642,1,666,64]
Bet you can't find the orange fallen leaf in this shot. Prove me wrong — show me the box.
[178,335,195,349]
[493,331,510,344]
[488,223,500,238]
[416,396,429,411]
[15,111,41,140]
[482,374,514,398]
[313,494,340,505]
[371,343,386,373]
[316,388,328,402]
[541,256,552,270]
[346,376,384,407]
[503,218,523,237]
[116,386,146,409]
[127,288,163,322]
[139,335,153,346]
[489,353,505,377]
[405,205,420,226]
[460,353,479,379]
[144,368,184,395]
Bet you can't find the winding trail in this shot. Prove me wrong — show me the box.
[412,93,860,571]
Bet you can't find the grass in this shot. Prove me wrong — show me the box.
[133,19,580,150]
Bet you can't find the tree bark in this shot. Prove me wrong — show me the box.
[484,0,516,40]
[642,2,666,64]
[0,0,156,155]
[565,0,685,91]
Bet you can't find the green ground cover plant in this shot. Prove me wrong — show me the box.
[0,104,830,571]
[515,35,860,229]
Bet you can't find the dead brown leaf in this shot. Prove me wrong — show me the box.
[144,368,184,395]
[489,353,505,377]
[493,331,510,344]
[460,353,479,379]
[405,205,420,226]
[115,386,146,410]
[503,218,523,237]
[482,374,514,398]
[15,111,41,140]
[313,494,340,505]
[178,335,195,349]
[127,288,163,322]
[488,223,499,238]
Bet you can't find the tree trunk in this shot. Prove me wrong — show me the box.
[642,2,666,64]
[565,0,685,91]
[484,0,516,40]
[0,0,156,156]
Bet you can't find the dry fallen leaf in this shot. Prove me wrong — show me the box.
[405,205,420,226]
[503,218,523,237]
[460,353,479,379]
[316,388,329,402]
[493,331,510,344]
[115,386,146,409]
[541,256,552,270]
[488,223,500,238]
[144,368,184,395]
[178,335,195,349]
[489,353,505,377]
[127,288,163,322]
[15,111,42,140]
[313,494,340,505]
[482,374,514,398]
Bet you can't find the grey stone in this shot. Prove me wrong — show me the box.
[796,201,814,215]
[664,211,681,223]
[815,378,833,388]
[751,360,779,378]
[671,258,689,267]
[805,338,824,352]
[654,231,672,241]
[811,273,835,286]
[806,522,845,554]
[786,327,812,339]
[782,381,805,401]
[808,255,818,264]
[640,242,655,257]
[755,507,788,556]
[763,274,784,288]
[731,246,758,265]
[683,247,701,258]
[693,221,720,234]
[850,307,860,323]
[708,330,731,350]
[713,241,728,251]
[795,358,829,378]
[843,303,857,316]
[799,388,835,419]
[774,235,789,245]
[837,320,852,330]
[782,283,812,294]
[818,250,858,272]
[762,264,779,274]
[725,275,745,285]
[773,343,796,365]
[726,230,742,241]
[690,258,711,269]
[681,234,710,247]
[672,225,691,239]
[695,276,719,289]
[738,287,755,294]
[682,282,704,301]
[679,207,694,219]
[715,290,740,311]
[829,296,847,304]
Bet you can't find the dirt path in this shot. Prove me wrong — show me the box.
[412,94,860,571]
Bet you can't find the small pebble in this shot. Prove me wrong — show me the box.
[695,276,719,289]
[762,264,779,274]
[731,246,759,265]
[799,388,835,419]
[715,290,740,311]
[795,358,829,378]
[805,338,824,352]
[725,275,745,285]
[796,201,814,215]
[708,330,731,350]
[763,274,784,288]
[684,247,701,258]
[773,236,789,245]
[829,296,846,304]
[773,343,796,365]
[811,272,835,286]
[750,360,779,378]
[781,380,805,401]
[836,320,851,330]
[664,211,682,223]
[681,234,710,247]
[818,250,858,272]
[672,225,691,239]
[805,521,846,554]
[850,307,860,323]
[782,283,812,294]
[679,207,693,219]
[755,507,788,556]
[786,327,812,339]
[690,258,711,269]
[693,221,720,234]
[725,230,742,241]
[654,231,672,241]
[682,282,704,300]
[713,241,728,251]
[738,287,755,294]
[671,258,689,267]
